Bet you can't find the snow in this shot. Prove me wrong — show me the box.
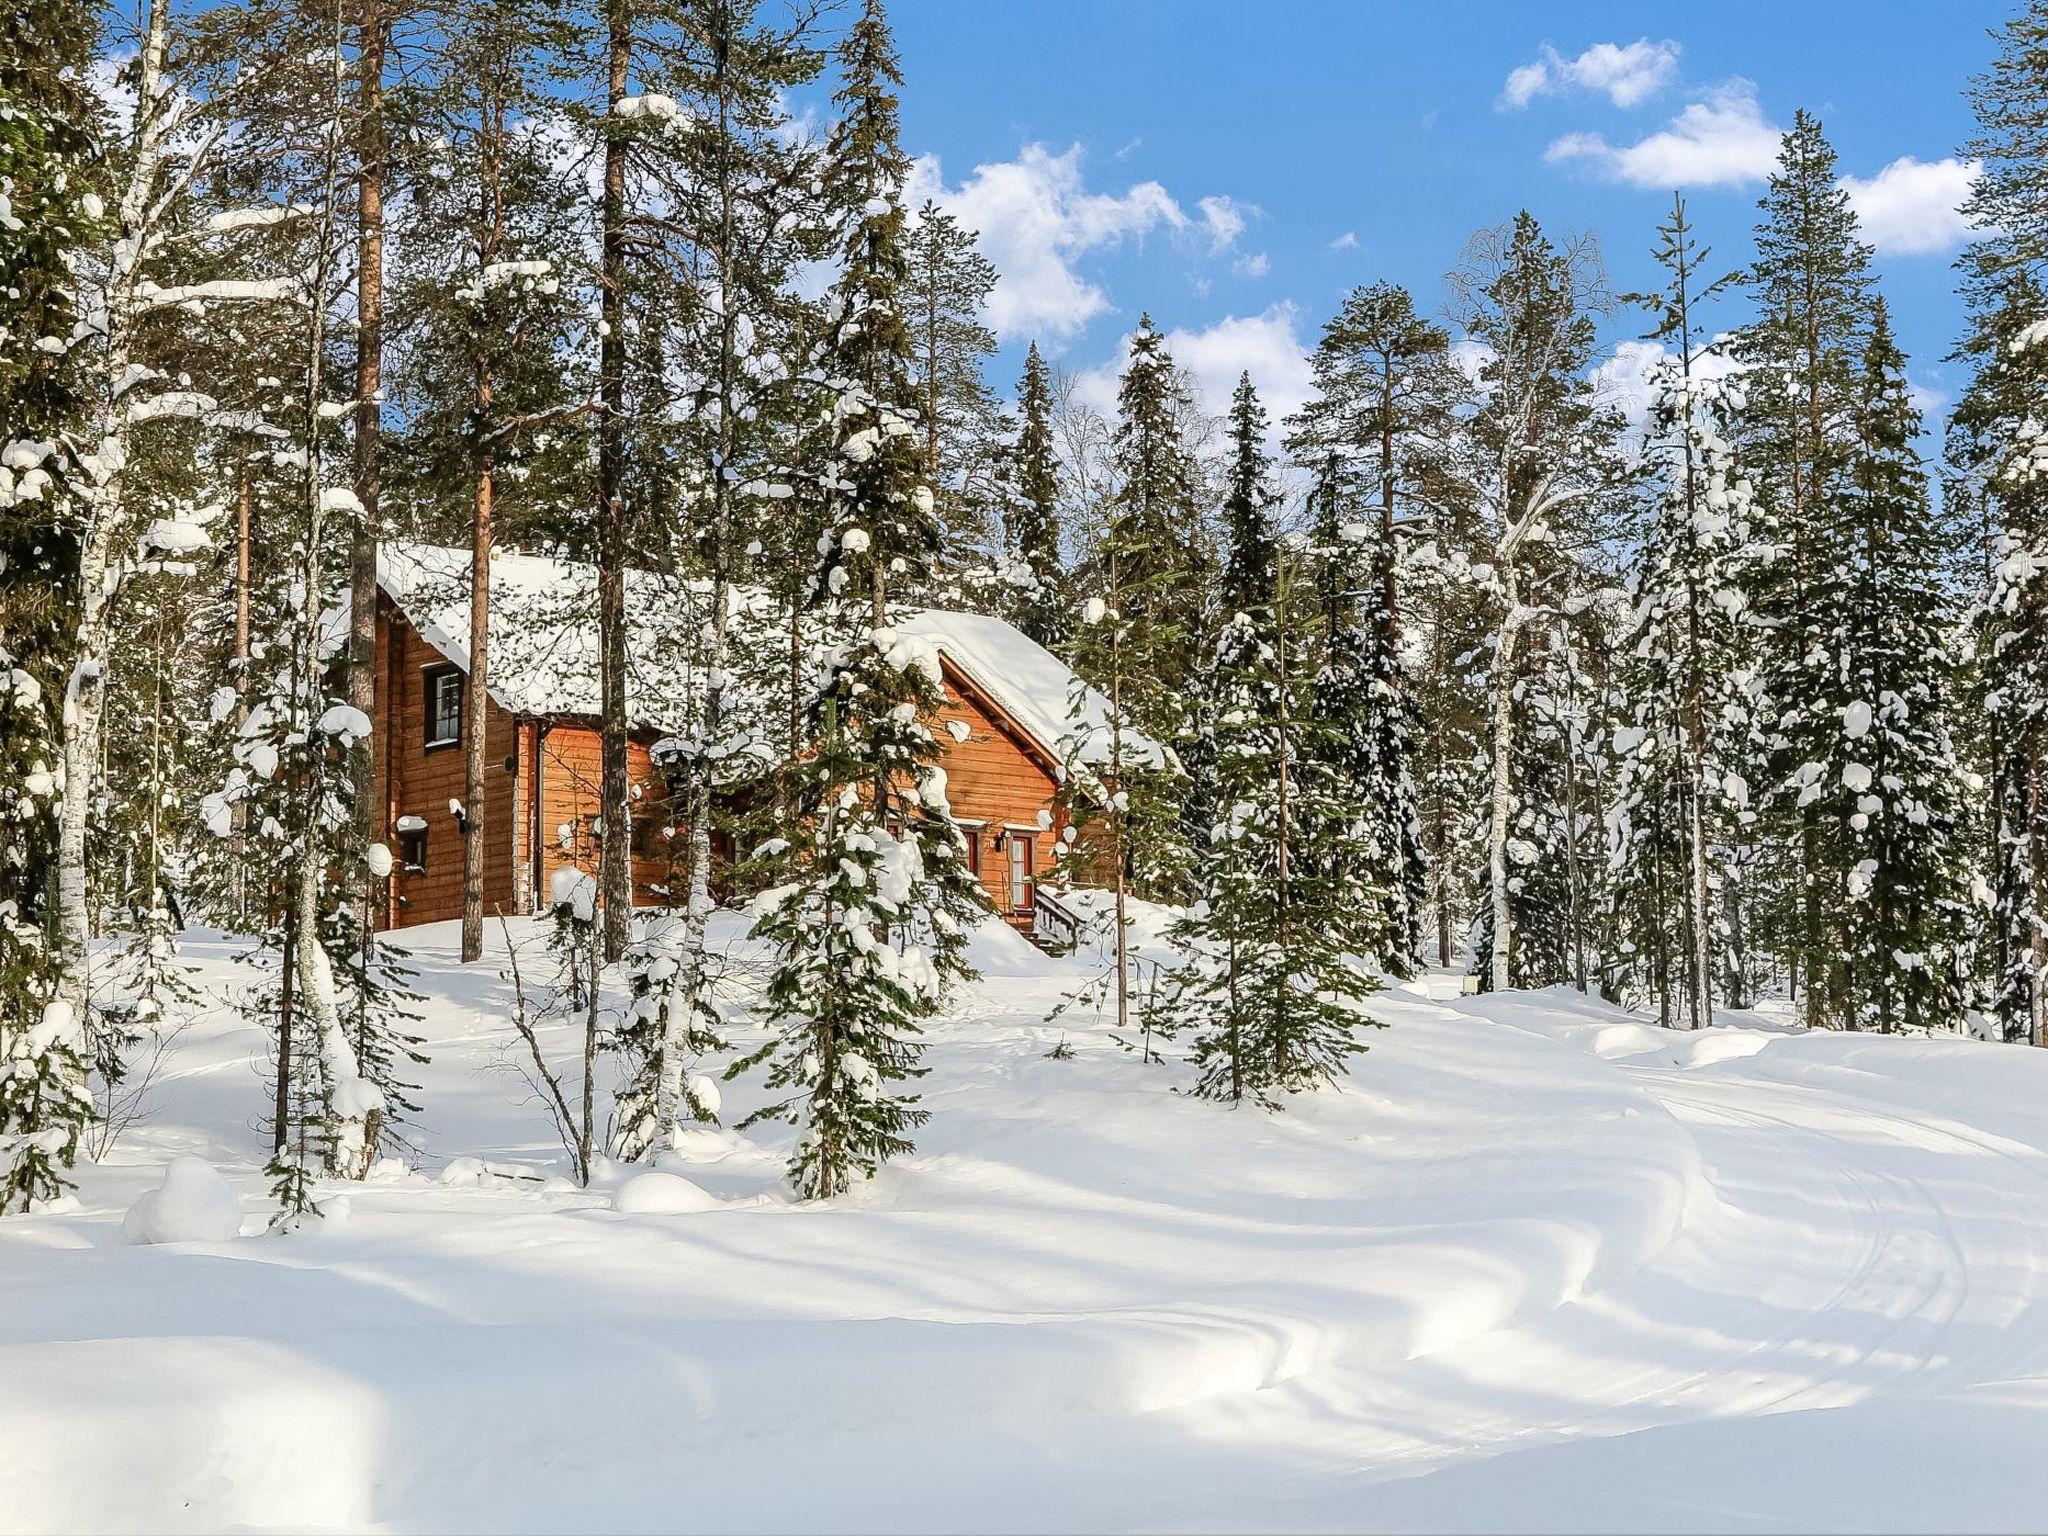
[612,1170,720,1214]
[316,703,371,739]
[10,922,2048,1531]
[549,867,597,921]
[118,1157,244,1245]
[358,542,1156,769]
[896,606,1167,769]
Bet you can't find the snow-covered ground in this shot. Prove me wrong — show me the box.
[7,917,2048,1533]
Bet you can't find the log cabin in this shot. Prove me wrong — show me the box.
[360,543,1155,936]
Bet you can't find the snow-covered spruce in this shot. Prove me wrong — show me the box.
[734,0,984,1200]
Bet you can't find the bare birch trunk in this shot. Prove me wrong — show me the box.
[55,0,174,1045]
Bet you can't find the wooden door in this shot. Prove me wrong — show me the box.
[1007,833,1032,914]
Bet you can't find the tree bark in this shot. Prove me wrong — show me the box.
[595,0,633,964]
[233,465,253,925]
[461,443,493,963]
[56,0,173,1046]
[348,0,388,962]
[1487,577,1519,993]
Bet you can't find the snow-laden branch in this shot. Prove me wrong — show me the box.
[135,276,303,314]
[126,390,219,426]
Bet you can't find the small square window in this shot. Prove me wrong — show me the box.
[424,666,462,749]
[397,825,428,873]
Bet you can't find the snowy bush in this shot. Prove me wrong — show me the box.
[120,1158,244,1245]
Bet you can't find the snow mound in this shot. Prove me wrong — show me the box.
[613,1171,721,1215]
[120,1157,244,1245]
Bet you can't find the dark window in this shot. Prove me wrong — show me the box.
[398,825,428,873]
[424,666,462,749]
[962,825,982,876]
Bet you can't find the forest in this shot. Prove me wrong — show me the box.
[4,0,2048,1223]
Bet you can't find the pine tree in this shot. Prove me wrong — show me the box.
[736,0,983,1199]
[906,198,1005,561]
[1605,195,1759,1027]
[389,0,584,966]
[1005,341,1069,648]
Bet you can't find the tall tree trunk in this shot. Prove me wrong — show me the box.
[595,0,633,964]
[461,439,493,963]
[293,21,376,1177]
[2031,748,2048,1048]
[349,0,387,961]
[55,0,173,1045]
[461,93,508,966]
[654,11,741,1150]
[233,465,253,926]
[1488,577,1519,993]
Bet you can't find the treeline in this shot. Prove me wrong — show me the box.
[3,0,2048,1215]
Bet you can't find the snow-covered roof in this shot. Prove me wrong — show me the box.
[370,543,1159,770]
[372,542,695,723]
[892,608,1160,771]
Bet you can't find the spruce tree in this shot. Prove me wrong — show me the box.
[1218,373,1278,618]
[906,198,1005,561]
[1836,303,1970,1032]
[1005,341,1069,648]
[1734,109,1877,1027]
[1097,314,1211,716]
[736,0,983,1199]
[1170,588,1382,1105]
[1286,283,1451,974]
[1958,1,2048,1045]
[0,0,100,1211]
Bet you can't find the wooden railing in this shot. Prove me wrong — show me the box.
[1033,886,1082,954]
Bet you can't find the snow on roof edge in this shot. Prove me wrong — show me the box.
[371,542,1159,770]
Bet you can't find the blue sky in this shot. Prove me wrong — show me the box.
[875,0,2007,435]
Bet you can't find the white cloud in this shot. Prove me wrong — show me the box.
[88,52,138,124]
[1450,338,1497,392]
[1591,338,1745,444]
[1328,231,1358,251]
[906,143,1190,341]
[1843,156,1982,257]
[1907,377,1951,419]
[1501,39,1680,111]
[1233,252,1270,278]
[1545,79,1780,188]
[1197,194,1253,252]
[1074,304,1315,438]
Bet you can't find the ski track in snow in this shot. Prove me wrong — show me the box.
[6,919,2048,1532]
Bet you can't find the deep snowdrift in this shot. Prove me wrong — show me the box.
[5,918,2048,1533]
